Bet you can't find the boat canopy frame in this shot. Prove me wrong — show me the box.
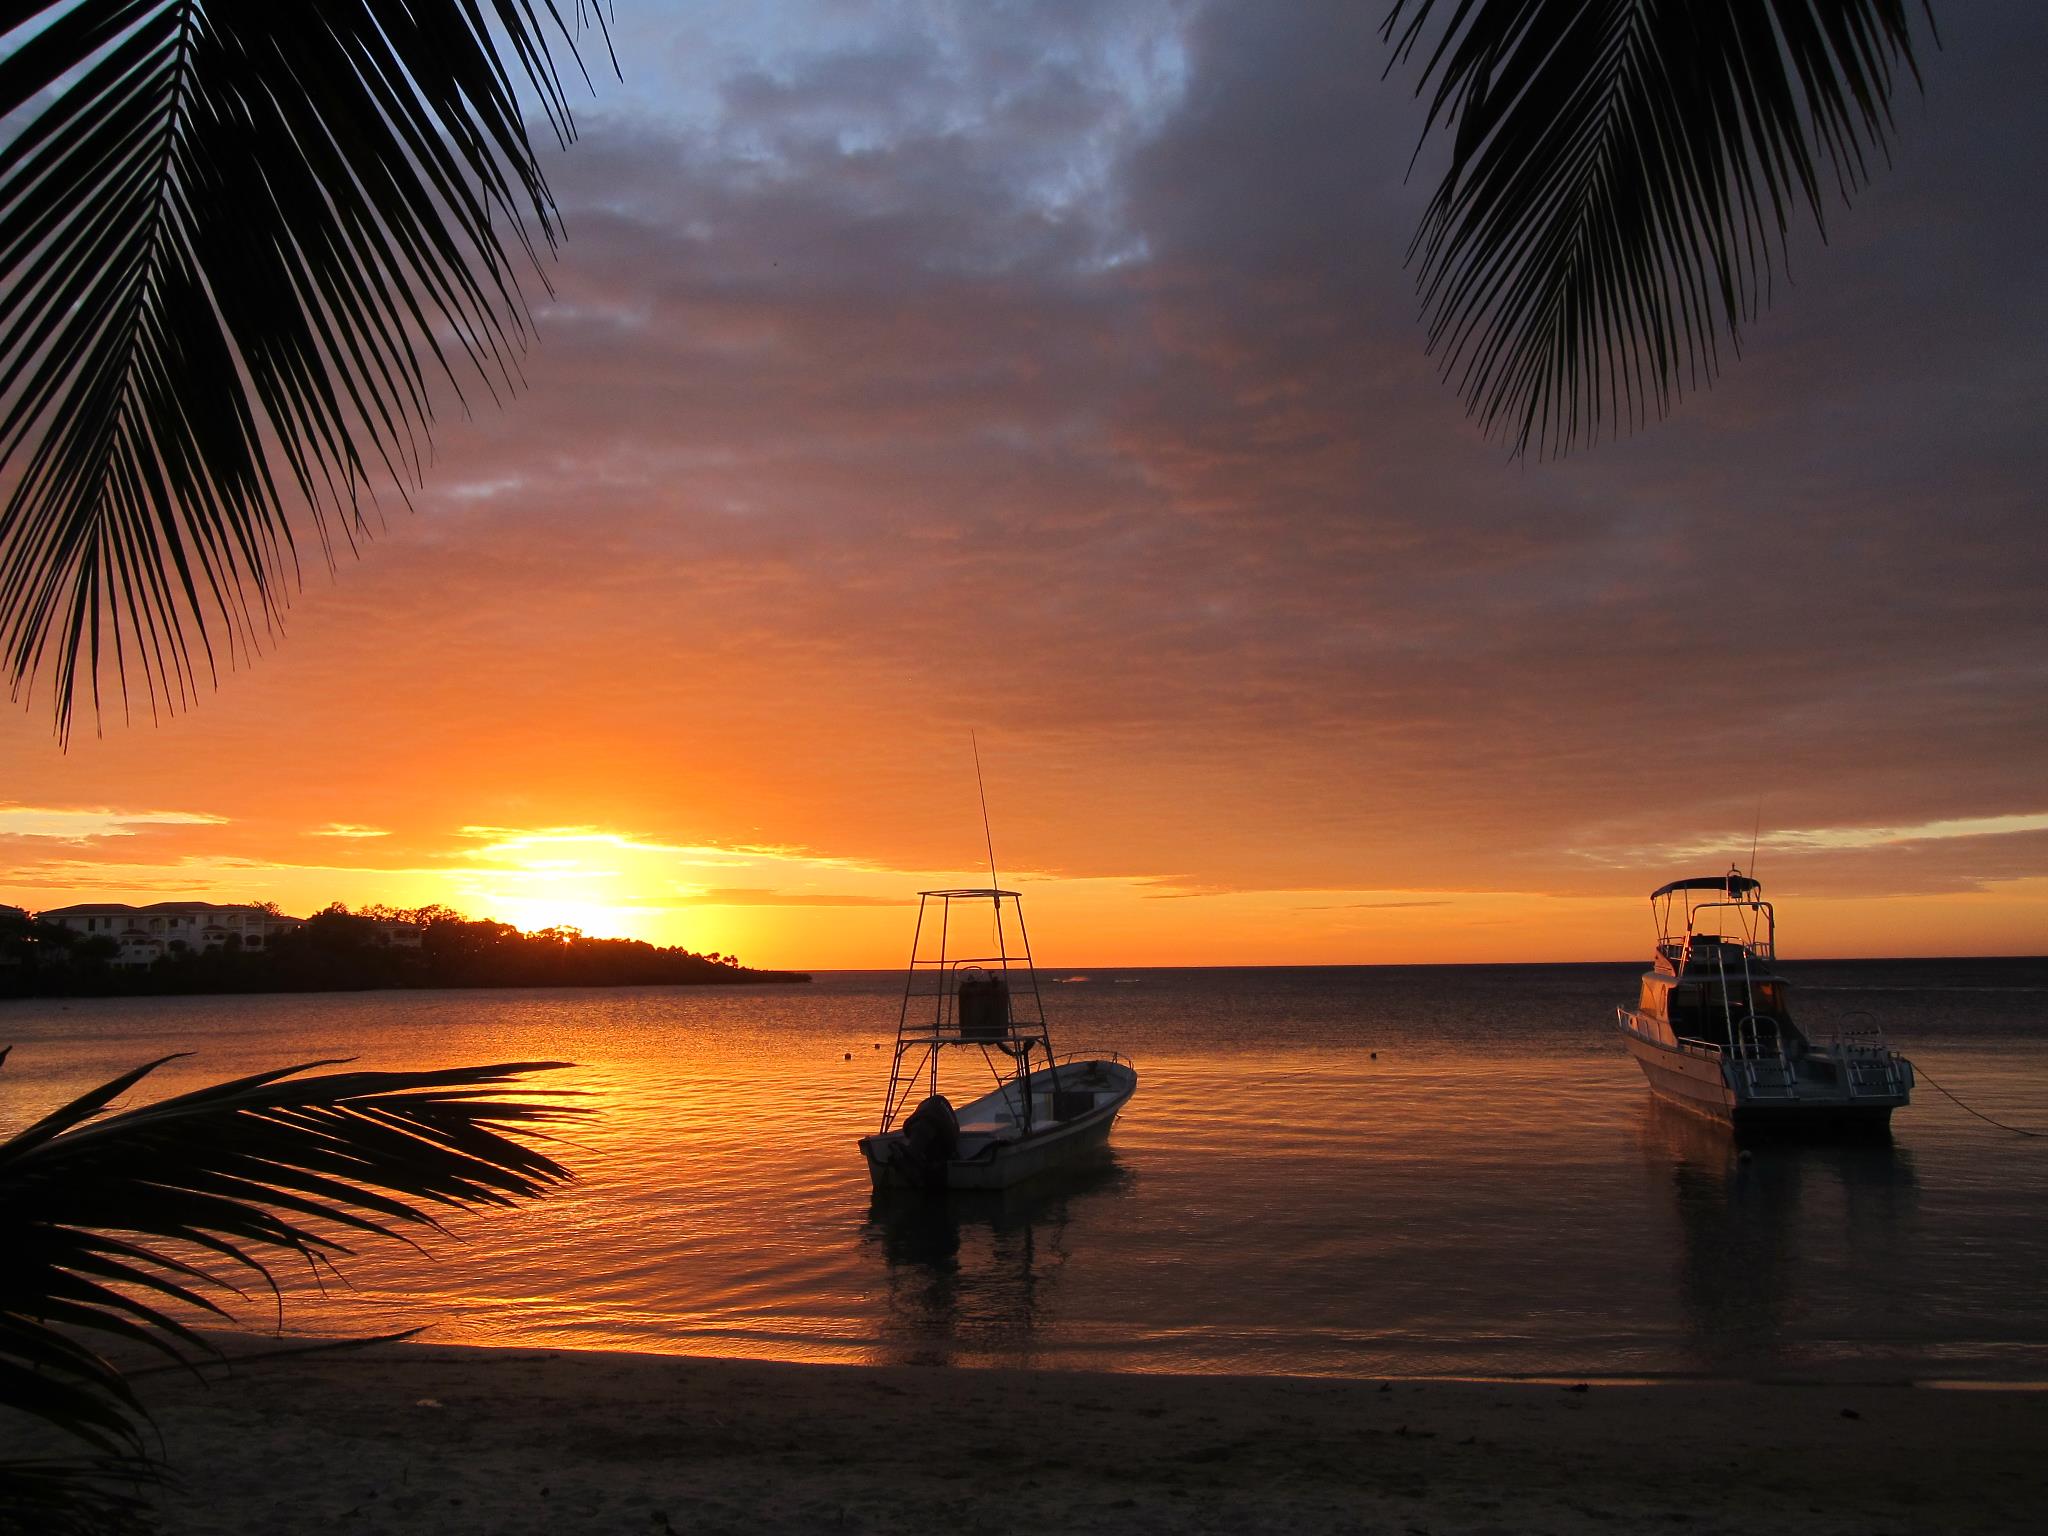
[877,887,1061,1134]
[1650,868,1775,964]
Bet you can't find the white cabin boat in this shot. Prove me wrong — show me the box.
[859,888,1136,1191]
[1616,872,1913,1134]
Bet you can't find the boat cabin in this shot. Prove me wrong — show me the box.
[1635,969,1794,1050]
[1632,871,1806,1055]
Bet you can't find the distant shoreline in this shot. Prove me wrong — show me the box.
[0,901,815,1011]
[2,903,812,999]
[0,970,811,1002]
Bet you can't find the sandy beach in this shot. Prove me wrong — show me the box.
[87,1338,2043,1535]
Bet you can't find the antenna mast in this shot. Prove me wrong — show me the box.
[1743,797,1765,948]
[972,730,999,890]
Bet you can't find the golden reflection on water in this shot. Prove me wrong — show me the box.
[6,971,2047,1378]
[1637,1096,1923,1374]
[862,1162,1135,1369]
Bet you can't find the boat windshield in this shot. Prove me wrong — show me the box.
[1668,978,1792,1046]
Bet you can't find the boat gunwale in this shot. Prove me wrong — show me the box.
[1617,1006,1728,1063]
[857,1055,1137,1189]
[863,1056,1138,1153]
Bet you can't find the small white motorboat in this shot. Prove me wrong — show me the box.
[1616,870,1913,1134]
[859,887,1136,1192]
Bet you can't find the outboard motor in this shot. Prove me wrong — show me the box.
[902,1093,959,1168]
[956,968,1011,1041]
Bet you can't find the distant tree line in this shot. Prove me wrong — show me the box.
[0,902,807,998]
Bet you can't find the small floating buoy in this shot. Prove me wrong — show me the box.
[843,1052,852,1060]
[1738,1148,1753,1162]
[1370,1051,1378,1060]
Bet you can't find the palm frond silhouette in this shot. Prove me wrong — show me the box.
[0,2,608,741]
[0,1049,579,1516]
[1387,0,1936,456]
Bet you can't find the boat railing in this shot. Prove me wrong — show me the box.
[1729,1014,1798,1097]
[1859,1051,1913,1096]
[1816,1012,1910,1096]
[1616,1006,1725,1061]
[1729,1014,1785,1059]
[1676,934,1772,972]
[1047,1049,1131,1071]
[905,952,1041,972]
[1657,895,1776,961]
[1822,1010,1892,1054]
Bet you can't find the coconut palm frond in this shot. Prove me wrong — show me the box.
[1384,0,1936,457]
[0,1,609,743]
[0,1053,582,1455]
[0,1457,158,1536]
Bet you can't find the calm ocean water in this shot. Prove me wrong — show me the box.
[5,959,2047,1381]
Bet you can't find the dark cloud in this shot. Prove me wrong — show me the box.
[376,0,2048,891]
[5,1,2043,947]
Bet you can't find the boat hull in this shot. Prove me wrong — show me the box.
[1617,1017,1903,1138]
[860,1058,1135,1192]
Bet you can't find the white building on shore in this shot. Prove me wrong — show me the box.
[38,901,308,969]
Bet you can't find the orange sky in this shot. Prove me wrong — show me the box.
[3,3,2045,968]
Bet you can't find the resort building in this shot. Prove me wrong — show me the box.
[37,901,309,968]
[28,902,428,969]
[366,918,428,950]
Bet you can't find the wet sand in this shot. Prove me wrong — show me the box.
[115,1339,2045,1534]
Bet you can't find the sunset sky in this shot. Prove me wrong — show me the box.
[3,1,2044,969]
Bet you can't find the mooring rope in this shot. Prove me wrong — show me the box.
[1913,1062,2048,1139]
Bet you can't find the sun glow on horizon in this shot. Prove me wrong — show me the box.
[6,810,2048,971]
[451,827,656,942]
[469,895,650,941]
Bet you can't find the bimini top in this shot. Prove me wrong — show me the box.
[1650,874,1760,901]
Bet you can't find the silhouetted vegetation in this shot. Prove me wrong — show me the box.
[0,903,806,999]
[0,1051,579,1528]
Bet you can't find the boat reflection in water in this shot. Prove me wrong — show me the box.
[1639,1096,1921,1376]
[860,1158,1133,1367]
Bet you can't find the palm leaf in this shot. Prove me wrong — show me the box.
[0,1051,582,1458]
[0,2,612,743]
[1384,0,1936,457]
[0,1456,157,1536]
